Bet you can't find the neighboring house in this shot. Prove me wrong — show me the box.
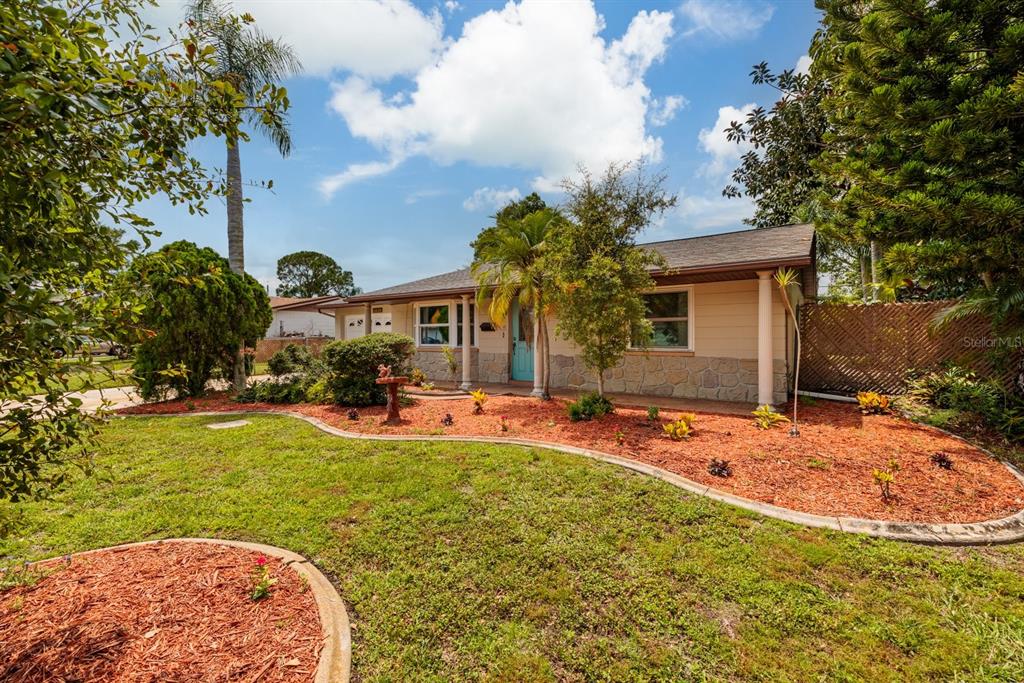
[267,296,339,338]
[320,223,816,406]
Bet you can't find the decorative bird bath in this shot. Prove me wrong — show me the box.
[374,365,408,425]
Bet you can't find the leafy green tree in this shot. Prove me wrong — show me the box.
[129,241,271,400]
[186,0,301,392]
[472,208,563,397]
[0,0,288,500]
[276,251,359,298]
[813,0,1024,312]
[470,192,548,261]
[549,163,676,395]
[724,62,832,229]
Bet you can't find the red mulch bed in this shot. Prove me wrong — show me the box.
[120,394,1024,524]
[0,542,321,682]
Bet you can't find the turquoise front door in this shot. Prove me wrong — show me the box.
[510,299,534,381]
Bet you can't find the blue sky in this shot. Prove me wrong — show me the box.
[137,0,822,293]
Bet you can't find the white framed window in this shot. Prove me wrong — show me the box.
[636,286,693,350]
[415,301,476,347]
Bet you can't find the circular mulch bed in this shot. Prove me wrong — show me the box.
[121,393,1024,525]
[0,542,322,682]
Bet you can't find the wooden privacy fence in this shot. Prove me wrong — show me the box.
[799,300,1019,395]
[254,336,333,363]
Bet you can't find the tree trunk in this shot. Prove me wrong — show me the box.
[860,249,870,303]
[869,240,880,303]
[226,137,247,393]
[540,313,551,399]
[596,369,605,396]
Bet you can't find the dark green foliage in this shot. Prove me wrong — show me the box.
[267,344,314,377]
[129,241,272,400]
[322,333,414,406]
[470,192,548,261]
[930,452,954,470]
[813,0,1024,302]
[0,0,289,500]
[276,251,359,298]
[723,62,832,229]
[708,458,732,478]
[567,392,615,422]
[906,365,1024,442]
[235,378,306,404]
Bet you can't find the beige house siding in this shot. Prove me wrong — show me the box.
[326,277,794,404]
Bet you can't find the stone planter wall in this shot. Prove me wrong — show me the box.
[548,353,788,405]
[411,348,478,384]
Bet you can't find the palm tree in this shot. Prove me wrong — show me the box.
[186,0,301,391]
[774,268,802,436]
[472,209,562,398]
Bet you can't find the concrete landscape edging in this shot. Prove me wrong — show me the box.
[128,410,1024,546]
[42,538,351,683]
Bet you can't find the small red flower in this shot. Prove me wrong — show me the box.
[255,554,268,567]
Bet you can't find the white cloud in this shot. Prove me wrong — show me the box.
[444,0,462,13]
[318,159,401,198]
[698,103,755,177]
[138,0,444,79]
[405,188,446,204]
[676,190,754,231]
[678,0,774,40]
[322,0,674,198]
[795,54,812,75]
[649,95,688,126]
[463,187,522,212]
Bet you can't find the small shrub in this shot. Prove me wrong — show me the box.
[646,405,660,421]
[930,452,954,470]
[663,413,697,440]
[470,388,488,414]
[567,392,614,422]
[872,458,900,502]
[500,415,509,432]
[267,344,314,377]
[322,333,414,406]
[615,430,625,445]
[421,381,435,391]
[441,345,458,379]
[806,457,831,470]
[708,458,732,478]
[857,391,891,414]
[304,378,331,404]
[409,367,427,386]
[235,378,306,404]
[347,409,359,421]
[441,413,454,426]
[752,404,790,430]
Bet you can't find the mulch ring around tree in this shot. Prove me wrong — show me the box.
[119,394,1024,525]
[0,542,321,682]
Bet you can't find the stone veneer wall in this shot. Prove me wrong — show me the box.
[548,353,788,405]
[411,348,478,384]
[477,351,510,384]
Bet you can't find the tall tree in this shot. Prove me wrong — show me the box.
[0,0,289,499]
[813,0,1024,310]
[549,163,676,396]
[130,242,272,399]
[186,0,301,392]
[471,208,562,398]
[276,251,359,298]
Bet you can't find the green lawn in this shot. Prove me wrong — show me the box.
[3,414,1023,681]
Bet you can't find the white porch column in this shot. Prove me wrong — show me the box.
[530,308,544,398]
[363,302,372,337]
[757,270,774,407]
[460,294,472,391]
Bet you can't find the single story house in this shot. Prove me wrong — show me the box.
[319,223,816,406]
[267,296,338,338]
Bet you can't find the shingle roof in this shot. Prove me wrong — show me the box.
[345,223,815,302]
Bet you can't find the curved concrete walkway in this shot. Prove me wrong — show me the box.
[129,409,1024,546]
[40,538,351,683]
